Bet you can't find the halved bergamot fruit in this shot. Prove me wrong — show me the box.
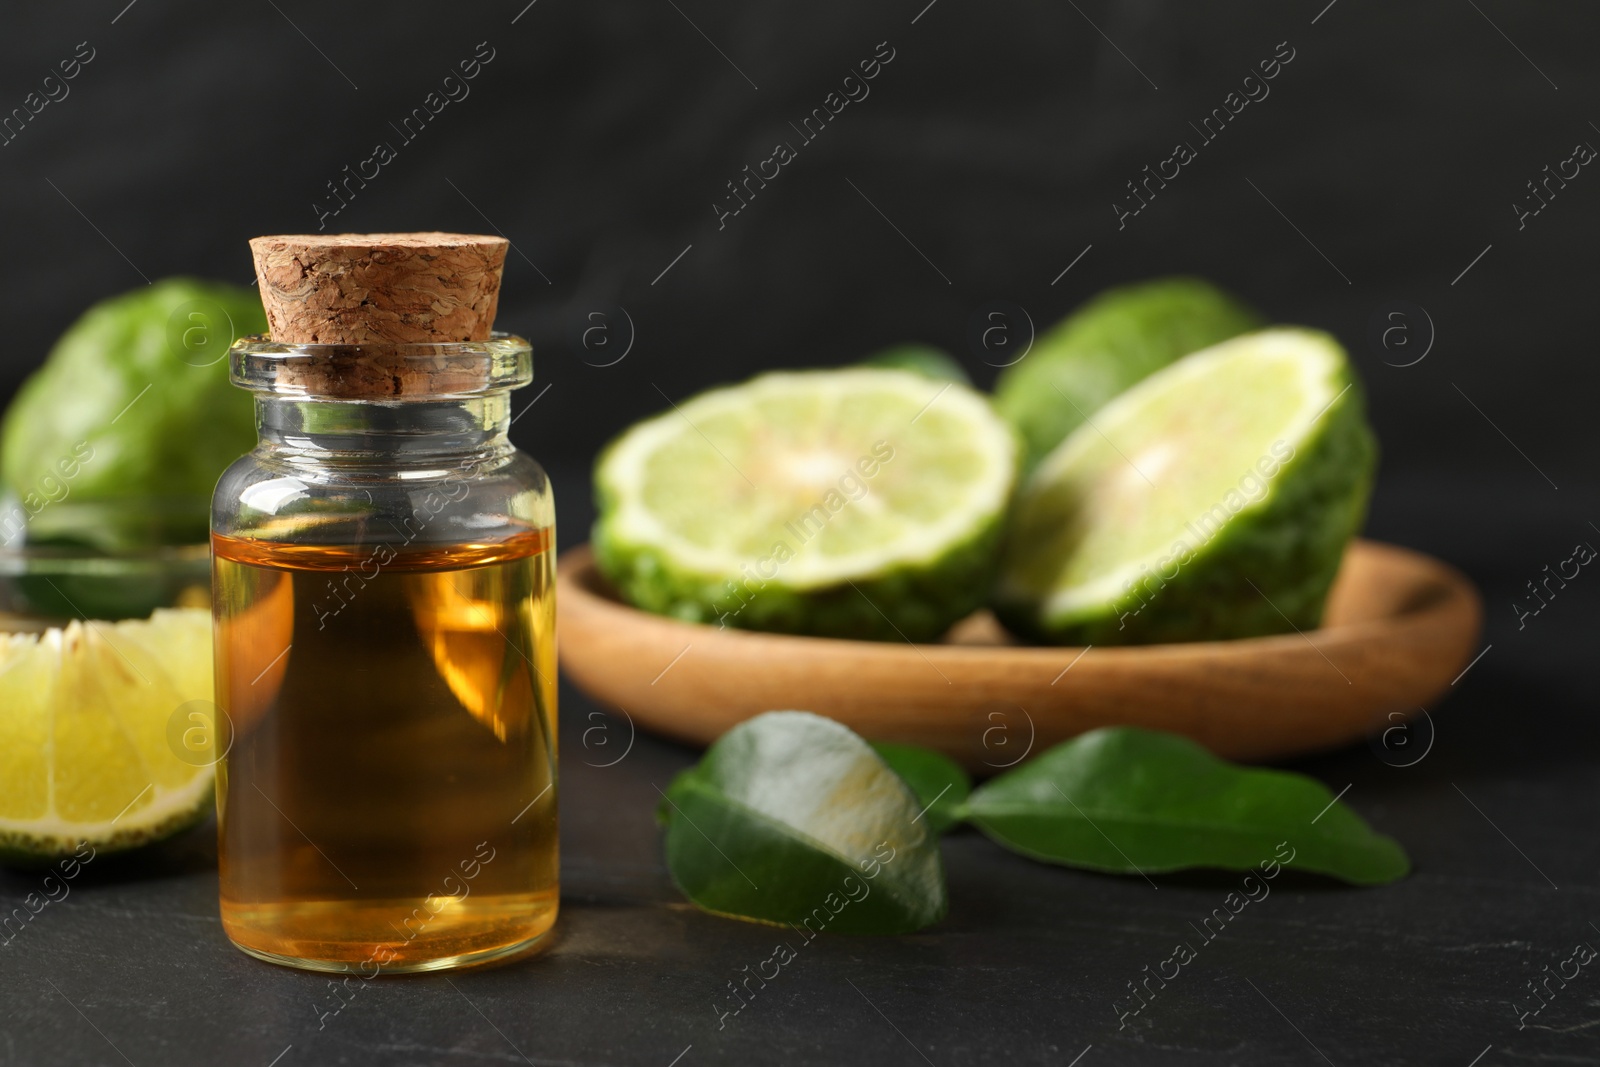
[0,608,216,863]
[593,368,1019,641]
[994,328,1375,645]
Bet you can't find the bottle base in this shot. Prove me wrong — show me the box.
[220,893,557,975]
[229,929,553,974]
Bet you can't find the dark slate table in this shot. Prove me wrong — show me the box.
[2,467,1593,1067]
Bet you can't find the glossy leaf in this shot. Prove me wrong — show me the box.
[661,711,947,934]
[960,728,1409,885]
[871,741,971,834]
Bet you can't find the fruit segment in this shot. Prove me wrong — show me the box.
[0,609,215,861]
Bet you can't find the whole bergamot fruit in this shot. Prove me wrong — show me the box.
[1,278,266,547]
[859,343,972,385]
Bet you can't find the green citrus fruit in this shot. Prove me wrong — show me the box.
[0,278,267,549]
[0,608,216,863]
[995,329,1376,645]
[860,344,971,385]
[594,368,1019,641]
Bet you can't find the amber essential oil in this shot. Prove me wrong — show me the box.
[211,527,557,973]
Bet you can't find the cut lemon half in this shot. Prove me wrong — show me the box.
[594,368,1019,641]
[0,608,216,862]
[995,329,1376,645]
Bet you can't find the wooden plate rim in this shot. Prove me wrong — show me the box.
[555,539,1478,665]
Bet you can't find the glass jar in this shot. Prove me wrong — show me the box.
[210,334,557,973]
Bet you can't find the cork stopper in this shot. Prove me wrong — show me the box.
[248,232,510,398]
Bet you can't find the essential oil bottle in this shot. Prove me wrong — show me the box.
[210,233,556,973]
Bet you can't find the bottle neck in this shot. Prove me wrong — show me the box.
[254,394,516,469]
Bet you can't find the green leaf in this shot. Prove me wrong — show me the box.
[871,742,971,834]
[661,711,948,934]
[960,728,1409,886]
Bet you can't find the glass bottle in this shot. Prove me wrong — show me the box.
[210,334,557,973]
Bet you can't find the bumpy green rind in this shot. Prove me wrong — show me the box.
[994,277,1260,469]
[593,496,1009,643]
[0,780,213,868]
[0,278,267,548]
[995,353,1377,646]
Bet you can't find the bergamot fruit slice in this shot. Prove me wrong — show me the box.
[593,368,1019,641]
[0,608,216,863]
[994,329,1375,645]
[994,277,1260,469]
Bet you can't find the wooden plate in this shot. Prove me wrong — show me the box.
[556,540,1481,768]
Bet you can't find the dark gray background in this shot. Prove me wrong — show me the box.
[2,2,1597,1065]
